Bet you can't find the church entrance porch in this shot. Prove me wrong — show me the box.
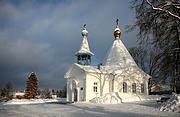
[66,78,85,102]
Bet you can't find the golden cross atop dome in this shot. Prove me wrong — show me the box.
[116,19,119,26]
[114,19,121,39]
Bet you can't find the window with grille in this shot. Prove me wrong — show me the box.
[93,82,98,92]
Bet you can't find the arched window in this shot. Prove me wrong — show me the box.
[141,84,145,93]
[123,82,127,93]
[132,83,136,93]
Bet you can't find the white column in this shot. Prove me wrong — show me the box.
[69,79,73,102]
[145,80,149,95]
[66,80,69,102]
[72,88,74,102]
[77,88,80,102]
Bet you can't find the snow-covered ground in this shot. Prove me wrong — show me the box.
[3,99,56,105]
[2,98,66,105]
[0,101,179,117]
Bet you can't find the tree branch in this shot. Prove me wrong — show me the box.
[146,0,180,20]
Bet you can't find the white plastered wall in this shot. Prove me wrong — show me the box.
[112,71,149,95]
[85,72,110,101]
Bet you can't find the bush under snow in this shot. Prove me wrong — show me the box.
[159,93,180,112]
[90,93,122,104]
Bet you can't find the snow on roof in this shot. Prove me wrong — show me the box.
[65,25,150,79]
[75,27,94,56]
[75,36,94,56]
[76,63,100,73]
[103,39,137,68]
[65,63,150,79]
[114,27,120,31]
[64,63,100,78]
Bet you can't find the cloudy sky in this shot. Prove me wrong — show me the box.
[0,0,138,90]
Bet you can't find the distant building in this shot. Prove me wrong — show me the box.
[13,92,25,99]
[65,20,150,102]
[52,95,57,99]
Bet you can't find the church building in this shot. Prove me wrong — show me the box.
[64,20,150,102]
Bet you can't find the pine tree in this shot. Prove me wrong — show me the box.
[24,72,38,99]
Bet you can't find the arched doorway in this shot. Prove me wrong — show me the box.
[74,88,78,102]
[72,80,78,102]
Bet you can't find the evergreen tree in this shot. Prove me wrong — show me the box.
[0,81,14,100]
[4,81,14,99]
[24,72,38,99]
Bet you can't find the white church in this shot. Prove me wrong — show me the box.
[64,20,150,102]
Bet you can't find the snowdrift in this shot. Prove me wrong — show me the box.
[3,98,66,105]
[90,93,122,104]
[118,93,159,102]
[159,93,180,112]
[90,92,159,104]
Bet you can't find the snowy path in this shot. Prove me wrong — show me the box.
[0,101,179,117]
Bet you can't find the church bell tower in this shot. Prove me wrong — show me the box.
[75,24,94,65]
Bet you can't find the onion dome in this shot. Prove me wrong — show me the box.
[113,19,121,39]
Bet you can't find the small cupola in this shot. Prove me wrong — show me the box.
[75,24,94,65]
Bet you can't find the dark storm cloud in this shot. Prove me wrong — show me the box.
[0,0,137,90]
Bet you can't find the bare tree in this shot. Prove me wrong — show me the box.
[146,0,180,20]
[129,0,179,85]
[129,46,147,71]
[129,46,161,78]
